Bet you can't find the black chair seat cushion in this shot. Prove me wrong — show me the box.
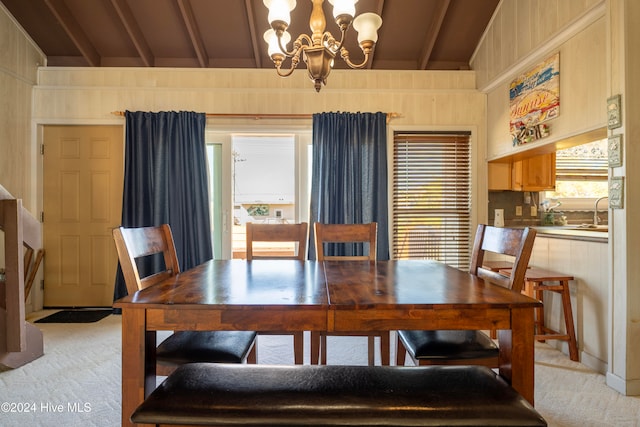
[156,331,257,364]
[132,363,546,426]
[399,330,498,360]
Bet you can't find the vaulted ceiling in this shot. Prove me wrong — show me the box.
[2,0,499,71]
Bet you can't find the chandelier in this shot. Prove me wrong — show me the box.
[263,0,382,92]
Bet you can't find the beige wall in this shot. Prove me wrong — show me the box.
[474,0,639,395]
[0,4,46,312]
[0,3,45,211]
[32,67,489,231]
[473,0,606,159]
[607,0,640,395]
[473,0,603,90]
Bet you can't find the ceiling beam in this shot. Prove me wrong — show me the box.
[177,0,208,68]
[43,0,100,66]
[365,0,385,69]
[245,0,263,68]
[109,0,154,67]
[418,0,450,70]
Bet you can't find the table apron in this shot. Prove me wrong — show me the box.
[146,308,328,332]
[329,308,512,331]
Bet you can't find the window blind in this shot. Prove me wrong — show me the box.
[392,132,471,269]
[555,140,608,181]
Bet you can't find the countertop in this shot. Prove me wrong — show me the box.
[531,225,608,243]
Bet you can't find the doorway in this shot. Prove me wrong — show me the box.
[206,130,312,260]
[231,135,296,258]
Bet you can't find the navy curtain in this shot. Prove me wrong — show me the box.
[113,111,213,302]
[308,111,389,260]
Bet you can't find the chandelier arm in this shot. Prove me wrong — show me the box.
[340,47,371,69]
[275,49,304,77]
[278,33,313,57]
[324,28,347,53]
[275,64,297,77]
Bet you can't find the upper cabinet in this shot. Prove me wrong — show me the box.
[489,153,556,191]
[487,162,512,190]
[512,153,556,191]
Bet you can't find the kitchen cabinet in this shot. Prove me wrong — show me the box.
[529,233,608,373]
[487,162,512,190]
[512,153,556,191]
[488,153,556,191]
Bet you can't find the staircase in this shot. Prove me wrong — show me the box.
[1,185,44,369]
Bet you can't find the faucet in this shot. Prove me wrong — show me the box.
[594,196,609,225]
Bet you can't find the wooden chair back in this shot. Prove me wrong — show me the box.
[245,222,308,260]
[469,224,536,293]
[112,224,180,295]
[314,222,377,261]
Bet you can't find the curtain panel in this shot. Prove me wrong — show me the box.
[309,111,389,260]
[113,111,213,302]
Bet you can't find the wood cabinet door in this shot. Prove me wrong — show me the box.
[488,162,512,190]
[521,153,556,191]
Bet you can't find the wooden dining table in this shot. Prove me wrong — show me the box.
[114,259,541,427]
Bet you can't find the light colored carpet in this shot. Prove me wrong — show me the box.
[0,311,638,426]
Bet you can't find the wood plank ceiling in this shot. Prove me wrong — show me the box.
[1,0,499,71]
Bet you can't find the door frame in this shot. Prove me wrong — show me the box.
[32,120,125,311]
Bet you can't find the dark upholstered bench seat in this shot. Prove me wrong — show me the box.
[131,363,546,426]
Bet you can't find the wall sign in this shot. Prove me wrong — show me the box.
[509,53,560,146]
[609,177,624,209]
[608,134,623,167]
[607,94,622,129]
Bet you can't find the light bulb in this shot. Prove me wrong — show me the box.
[353,12,382,43]
[328,0,357,20]
[263,0,296,26]
[264,29,291,57]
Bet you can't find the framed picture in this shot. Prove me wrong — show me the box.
[607,94,622,129]
[609,177,624,209]
[608,134,623,167]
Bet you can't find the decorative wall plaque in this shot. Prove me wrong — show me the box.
[509,53,560,146]
[609,177,624,209]
[607,94,622,129]
[608,134,623,167]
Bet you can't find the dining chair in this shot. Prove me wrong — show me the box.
[245,222,308,364]
[113,224,258,375]
[312,222,390,365]
[396,224,536,367]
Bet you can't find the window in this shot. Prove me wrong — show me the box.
[392,132,471,269]
[543,139,608,209]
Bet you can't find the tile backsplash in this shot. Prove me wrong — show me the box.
[488,191,607,226]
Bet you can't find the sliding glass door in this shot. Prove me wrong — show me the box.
[206,129,312,259]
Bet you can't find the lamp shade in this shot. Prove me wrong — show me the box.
[264,29,291,57]
[328,0,357,19]
[263,0,296,26]
[353,12,382,43]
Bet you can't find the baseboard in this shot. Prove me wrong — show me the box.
[580,350,607,375]
[606,371,640,396]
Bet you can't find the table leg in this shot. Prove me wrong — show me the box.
[310,331,321,364]
[121,308,155,427]
[498,306,535,405]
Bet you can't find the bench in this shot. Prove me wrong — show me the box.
[131,363,547,426]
